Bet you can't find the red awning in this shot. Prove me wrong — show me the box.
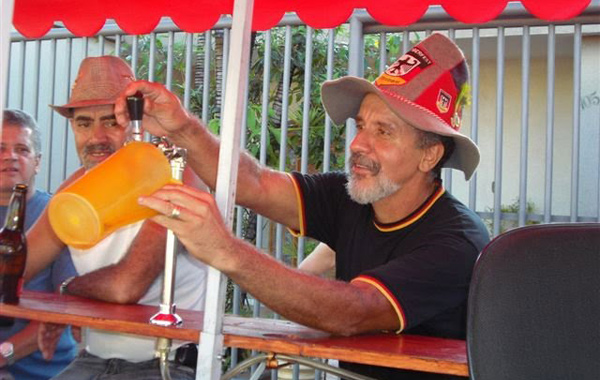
[13,0,592,38]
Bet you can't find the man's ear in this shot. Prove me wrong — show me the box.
[34,154,41,175]
[419,142,444,173]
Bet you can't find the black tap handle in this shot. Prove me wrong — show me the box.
[126,91,144,121]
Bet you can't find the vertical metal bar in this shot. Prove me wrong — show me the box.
[260,30,272,169]
[197,1,255,378]
[231,68,251,370]
[99,35,105,56]
[44,39,57,191]
[379,32,387,73]
[544,25,555,223]
[443,29,455,192]
[493,27,505,237]
[402,30,410,54]
[3,42,11,108]
[345,15,363,169]
[0,0,15,113]
[297,26,313,265]
[17,41,25,109]
[131,35,139,75]
[469,28,480,211]
[202,31,212,122]
[220,28,230,119]
[184,33,193,108]
[274,25,293,322]
[61,38,73,182]
[82,37,88,57]
[519,26,530,227]
[300,26,313,176]
[323,29,335,173]
[31,40,41,118]
[149,33,156,82]
[166,32,174,90]
[115,34,121,57]
[248,29,272,327]
[256,30,271,247]
[571,24,582,222]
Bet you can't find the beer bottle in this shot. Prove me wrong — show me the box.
[0,184,28,327]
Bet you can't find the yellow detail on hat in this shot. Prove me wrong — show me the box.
[375,73,406,86]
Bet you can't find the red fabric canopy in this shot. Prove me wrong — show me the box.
[13,0,592,38]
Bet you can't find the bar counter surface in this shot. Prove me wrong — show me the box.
[0,290,468,377]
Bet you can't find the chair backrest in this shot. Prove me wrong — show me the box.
[467,223,600,380]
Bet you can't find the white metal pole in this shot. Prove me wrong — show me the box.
[1,0,15,137]
[196,0,254,379]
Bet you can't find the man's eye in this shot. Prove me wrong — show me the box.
[16,147,31,154]
[104,120,119,128]
[77,122,91,128]
[378,128,391,136]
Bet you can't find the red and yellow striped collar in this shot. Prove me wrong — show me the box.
[374,180,445,232]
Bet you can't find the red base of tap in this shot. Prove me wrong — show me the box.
[150,312,183,326]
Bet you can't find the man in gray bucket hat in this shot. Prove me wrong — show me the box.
[23,56,207,379]
[117,33,490,379]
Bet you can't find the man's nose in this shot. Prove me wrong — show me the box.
[89,124,110,142]
[350,129,371,154]
[0,148,18,160]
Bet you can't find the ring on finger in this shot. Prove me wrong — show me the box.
[169,206,181,219]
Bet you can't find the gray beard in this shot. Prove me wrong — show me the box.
[346,172,401,205]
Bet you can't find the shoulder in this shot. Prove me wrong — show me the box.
[290,171,347,192]
[30,189,51,204]
[24,190,52,225]
[424,192,490,251]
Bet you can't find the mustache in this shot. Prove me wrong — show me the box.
[83,143,116,156]
[349,153,381,174]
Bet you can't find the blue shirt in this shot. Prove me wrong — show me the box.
[0,190,78,380]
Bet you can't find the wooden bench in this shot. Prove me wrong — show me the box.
[0,290,468,377]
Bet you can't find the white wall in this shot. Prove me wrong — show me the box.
[450,32,599,220]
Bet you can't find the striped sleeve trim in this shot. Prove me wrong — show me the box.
[286,173,306,237]
[351,275,406,333]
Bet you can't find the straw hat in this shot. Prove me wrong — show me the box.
[321,33,480,180]
[51,56,135,118]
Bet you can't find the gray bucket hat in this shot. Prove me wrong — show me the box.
[321,33,480,180]
[51,56,135,118]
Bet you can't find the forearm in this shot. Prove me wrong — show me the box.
[299,243,336,276]
[64,265,139,303]
[221,240,396,335]
[65,221,167,304]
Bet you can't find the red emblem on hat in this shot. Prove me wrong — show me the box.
[436,89,452,114]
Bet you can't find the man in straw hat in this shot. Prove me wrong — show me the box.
[118,33,489,379]
[23,56,207,379]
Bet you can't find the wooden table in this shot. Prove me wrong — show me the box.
[0,290,468,377]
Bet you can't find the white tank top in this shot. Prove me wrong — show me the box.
[70,221,207,362]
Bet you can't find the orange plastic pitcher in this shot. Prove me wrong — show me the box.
[48,141,174,249]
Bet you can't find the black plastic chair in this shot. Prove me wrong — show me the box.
[467,223,600,380]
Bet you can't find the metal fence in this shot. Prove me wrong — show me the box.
[6,2,600,378]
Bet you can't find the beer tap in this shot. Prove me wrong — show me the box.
[126,91,144,142]
[152,138,188,380]
[152,137,186,327]
[126,94,183,380]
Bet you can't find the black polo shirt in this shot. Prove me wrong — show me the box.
[290,172,489,379]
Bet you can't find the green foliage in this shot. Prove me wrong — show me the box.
[115,26,426,269]
[485,198,540,235]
